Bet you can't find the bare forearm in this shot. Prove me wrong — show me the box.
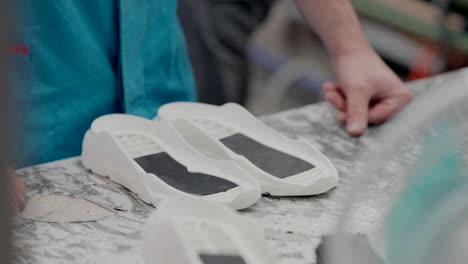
[295,0,371,60]
[296,1,411,136]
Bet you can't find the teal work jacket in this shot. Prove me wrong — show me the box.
[8,0,196,167]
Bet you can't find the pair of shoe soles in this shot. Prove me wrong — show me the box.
[82,102,338,210]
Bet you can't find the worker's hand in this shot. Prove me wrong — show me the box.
[8,167,26,214]
[324,49,413,136]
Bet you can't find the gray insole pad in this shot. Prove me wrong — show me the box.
[220,133,315,179]
[199,254,247,264]
[134,152,238,195]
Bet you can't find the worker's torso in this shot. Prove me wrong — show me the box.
[8,0,196,166]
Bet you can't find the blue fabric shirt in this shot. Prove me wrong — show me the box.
[9,0,196,167]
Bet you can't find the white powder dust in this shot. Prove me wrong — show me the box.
[20,195,114,223]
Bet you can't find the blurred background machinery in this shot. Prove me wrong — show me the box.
[179,0,468,115]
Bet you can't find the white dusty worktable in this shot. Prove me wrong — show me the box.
[14,69,467,264]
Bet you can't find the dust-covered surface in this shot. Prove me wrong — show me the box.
[13,69,468,264]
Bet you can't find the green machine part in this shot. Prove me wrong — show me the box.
[352,0,468,54]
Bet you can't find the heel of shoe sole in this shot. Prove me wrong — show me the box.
[83,153,156,205]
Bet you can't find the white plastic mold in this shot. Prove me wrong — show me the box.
[81,114,261,210]
[157,102,338,196]
[142,198,277,264]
